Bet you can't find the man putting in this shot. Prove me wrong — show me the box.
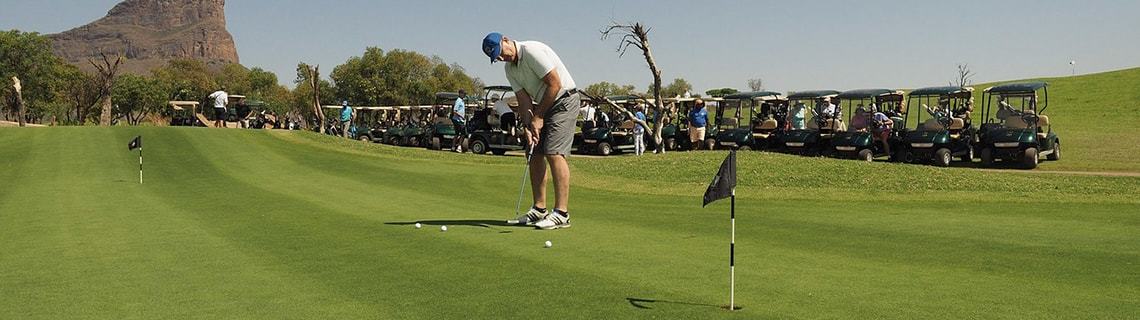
[484,32,577,230]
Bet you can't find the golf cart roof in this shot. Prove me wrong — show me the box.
[837,89,900,99]
[723,91,785,100]
[355,106,396,111]
[908,86,974,97]
[168,101,199,110]
[984,82,1047,94]
[786,90,841,100]
[606,95,645,102]
[483,85,514,92]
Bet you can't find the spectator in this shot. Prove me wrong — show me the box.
[207,87,228,128]
[688,99,709,149]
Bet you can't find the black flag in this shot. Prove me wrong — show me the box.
[702,150,737,207]
[128,136,142,151]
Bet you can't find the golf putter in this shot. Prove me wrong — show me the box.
[508,144,536,224]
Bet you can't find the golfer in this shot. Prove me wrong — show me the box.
[689,99,708,150]
[208,87,228,128]
[452,90,467,152]
[340,101,354,138]
[484,32,577,230]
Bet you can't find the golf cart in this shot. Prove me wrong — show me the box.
[578,95,650,156]
[781,90,843,156]
[830,89,906,162]
[977,82,1059,169]
[714,91,786,151]
[467,86,526,155]
[419,92,471,151]
[898,86,977,167]
[168,101,206,127]
[384,106,432,147]
[352,106,397,143]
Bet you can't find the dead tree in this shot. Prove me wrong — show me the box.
[90,53,123,126]
[748,78,764,91]
[602,21,667,153]
[306,65,326,134]
[12,76,26,127]
[952,63,974,87]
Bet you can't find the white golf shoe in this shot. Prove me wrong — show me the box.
[535,211,571,230]
[508,207,549,226]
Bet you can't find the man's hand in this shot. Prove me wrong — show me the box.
[528,117,544,146]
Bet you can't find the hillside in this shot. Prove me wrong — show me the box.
[0,127,1136,319]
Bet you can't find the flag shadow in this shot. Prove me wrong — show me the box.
[385,219,524,233]
[626,297,730,310]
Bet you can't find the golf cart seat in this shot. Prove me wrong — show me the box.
[948,118,965,139]
[611,120,636,136]
[819,119,841,132]
[755,118,778,131]
[1004,116,1029,129]
[1035,115,1050,140]
[721,118,739,127]
[922,118,944,131]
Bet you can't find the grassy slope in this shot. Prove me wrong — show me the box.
[1,126,1137,319]
[969,67,1140,172]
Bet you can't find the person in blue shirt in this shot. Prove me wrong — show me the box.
[688,99,709,150]
[339,100,354,138]
[633,104,647,155]
[451,89,467,152]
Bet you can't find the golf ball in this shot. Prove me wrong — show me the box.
[414,223,422,229]
[440,225,448,232]
[544,240,552,248]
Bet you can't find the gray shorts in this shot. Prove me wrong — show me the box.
[537,92,580,155]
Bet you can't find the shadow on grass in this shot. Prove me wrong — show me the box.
[385,219,525,233]
[626,297,731,310]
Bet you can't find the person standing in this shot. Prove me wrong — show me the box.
[688,99,709,150]
[484,32,577,230]
[633,104,647,155]
[493,94,517,137]
[208,88,228,128]
[340,100,354,138]
[451,90,468,152]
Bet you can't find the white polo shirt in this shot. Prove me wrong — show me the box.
[505,41,576,104]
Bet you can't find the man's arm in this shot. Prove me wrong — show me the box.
[531,70,562,121]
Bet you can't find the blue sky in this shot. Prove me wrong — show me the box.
[3,0,1138,93]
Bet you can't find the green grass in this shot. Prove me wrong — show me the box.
[1,126,1137,319]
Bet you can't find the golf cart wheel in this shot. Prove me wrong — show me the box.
[358,135,371,143]
[935,148,952,167]
[958,145,974,163]
[431,137,441,150]
[1023,147,1039,169]
[470,139,488,154]
[858,149,874,162]
[598,142,613,156]
[1047,141,1061,161]
[665,138,677,151]
[980,148,994,167]
[491,149,507,156]
[704,138,716,151]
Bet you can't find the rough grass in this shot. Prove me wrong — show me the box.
[1,126,1136,319]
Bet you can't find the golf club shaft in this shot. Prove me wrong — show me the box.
[514,145,534,216]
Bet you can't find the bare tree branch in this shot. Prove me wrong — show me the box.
[601,21,667,153]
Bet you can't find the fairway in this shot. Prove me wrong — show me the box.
[1,125,1137,319]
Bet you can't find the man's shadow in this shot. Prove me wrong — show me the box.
[386,219,524,233]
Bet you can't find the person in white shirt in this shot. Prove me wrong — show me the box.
[493,94,516,136]
[208,88,228,128]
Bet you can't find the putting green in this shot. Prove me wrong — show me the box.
[0,125,1136,319]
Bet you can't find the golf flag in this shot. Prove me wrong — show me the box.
[128,136,142,151]
[703,150,737,207]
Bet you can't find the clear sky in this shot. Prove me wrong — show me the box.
[3,0,1138,93]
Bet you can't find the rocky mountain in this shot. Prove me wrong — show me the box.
[48,0,239,74]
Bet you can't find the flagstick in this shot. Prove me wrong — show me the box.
[730,188,736,311]
[138,147,143,184]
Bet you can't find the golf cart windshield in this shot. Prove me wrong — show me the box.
[907,87,973,132]
[786,90,841,131]
[721,91,784,130]
[982,82,1048,130]
[837,89,904,132]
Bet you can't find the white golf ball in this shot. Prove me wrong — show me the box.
[414,223,422,229]
[544,240,552,248]
[440,225,448,232]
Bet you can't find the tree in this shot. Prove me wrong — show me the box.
[11,76,25,126]
[294,63,334,132]
[706,88,739,97]
[57,66,101,124]
[747,78,764,91]
[152,59,217,102]
[602,21,666,153]
[1,30,69,124]
[952,63,974,87]
[584,81,637,98]
[657,78,692,98]
[330,47,481,106]
[112,74,166,125]
[90,53,124,126]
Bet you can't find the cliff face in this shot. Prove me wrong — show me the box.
[48,0,239,74]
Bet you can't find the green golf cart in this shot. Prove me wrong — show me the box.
[352,106,396,143]
[781,90,842,155]
[830,89,906,162]
[899,86,976,167]
[714,91,786,151]
[578,95,649,156]
[421,92,471,151]
[977,82,1059,169]
[467,86,526,155]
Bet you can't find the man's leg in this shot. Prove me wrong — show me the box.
[529,152,548,209]
[547,154,570,212]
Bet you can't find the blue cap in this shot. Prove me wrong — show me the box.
[482,32,503,63]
